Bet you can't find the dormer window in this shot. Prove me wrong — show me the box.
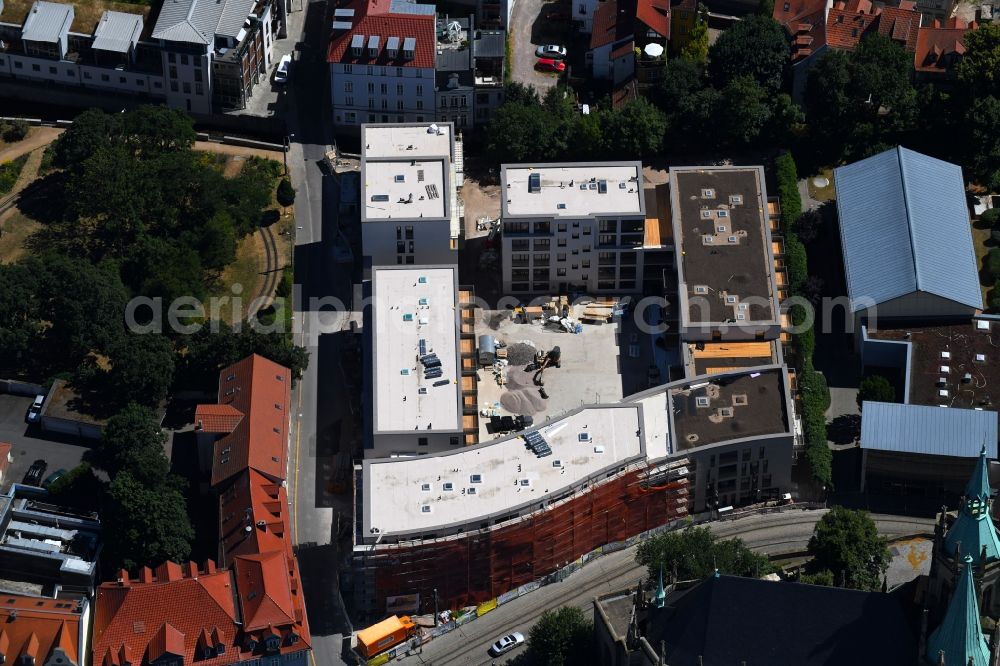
[350,33,364,57]
[367,35,380,58]
[402,36,416,60]
[264,637,280,654]
[244,638,257,653]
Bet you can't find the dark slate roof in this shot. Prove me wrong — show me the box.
[473,30,505,58]
[860,402,998,458]
[834,146,983,312]
[648,575,917,666]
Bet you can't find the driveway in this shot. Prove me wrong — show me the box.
[0,394,88,490]
[510,0,566,93]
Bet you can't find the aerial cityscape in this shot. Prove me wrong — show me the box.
[0,0,999,660]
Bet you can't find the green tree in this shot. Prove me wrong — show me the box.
[758,0,775,15]
[636,526,772,581]
[799,569,835,586]
[106,334,176,407]
[957,24,1000,98]
[119,105,196,157]
[200,211,237,270]
[849,33,917,130]
[0,261,44,372]
[857,375,895,410]
[718,76,772,146]
[2,119,29,142]
[651,57,704,112]
[54,108,117,171]
[708,15,790,92]
[277,178,296,207]
[527,606,594,666]
[598,98,666,158]
[966,96,1000,189]
[681,18,709,64]
[103,470,194,571]
[46,463,104,512]
[91,403,169,481]
[807,506,890,591]
[986,247,1000,279]
[486,101,558,163]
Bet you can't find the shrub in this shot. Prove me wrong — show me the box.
[985,247,1000,280]
[1,119,29,143]
[785,234,808,294]
[276,178,296,207]
[775,152,801,231]
[989,280,1000,311]
[799,361,832,487]
[981,208,1000,228]
[857,374,895,410]
[0,155,28,195]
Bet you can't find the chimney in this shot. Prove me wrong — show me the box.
[117,569,130,586]
[140,567,154,583]
[187,562,199,578]
[204,560,217,574]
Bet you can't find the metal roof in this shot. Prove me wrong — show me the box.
[92,10,143,53]
[473,29,506,58]
[389,0,436,15]
[21,1,73,44]
[927,556,991,666]
[151,0,257,45]
[834,146,983,312]
[860,401,998,457]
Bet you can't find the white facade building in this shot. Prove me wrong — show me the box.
[499,162,653,294]
[361,122,464,268]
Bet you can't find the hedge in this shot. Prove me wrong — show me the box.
[775,152,801,232]
[785,233,808,295]
[799,360,832,487]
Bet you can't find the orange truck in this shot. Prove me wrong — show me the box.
[356,615,417,659]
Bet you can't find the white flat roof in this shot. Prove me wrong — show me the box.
[503,163,644,218]
[365,405,645,536]
[372,266,461,433]
[633,390,670,460]
[364,159,447,220]
[363,123,452,160]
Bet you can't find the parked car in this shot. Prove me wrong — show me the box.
[535,44,567,59]
[274,54,292,84]
[43,469,67,489]
[535,58,566,73]
[25,394,44,424]
[22,459,47,486]
[488,632,525,657]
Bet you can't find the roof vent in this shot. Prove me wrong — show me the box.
[528,173,541,193]
[977,320,991,331]
[940,351,951,360]
[594,445,605,454]
[693,285,709,295]
[421,505,432,513]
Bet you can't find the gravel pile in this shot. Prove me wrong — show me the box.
[505,342,537,366]
[500,389,546,415]
[505,366,535,390]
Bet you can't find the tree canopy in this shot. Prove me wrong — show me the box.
[708,15,790,93]
[526,606,594,666]
[636,526,773,581]
[857,375,895,410]
[807,507,890,591]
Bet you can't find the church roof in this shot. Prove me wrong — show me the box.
[945,446,1000,563]
[927,555,991,666]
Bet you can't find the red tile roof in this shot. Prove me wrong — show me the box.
[773,0,828,61]
[915,18,975,74]
[232,552,296,631]
[0,595,83,666]
[327,0,436,69]
[825,1,877,51]
[219,469,290,562]
[611,40,635,58]
[636,0,670,37]
[876,3,920,52]
[591,0,621,49]
[195,405,244,434]
[612,78,639,109]
[201,354,291,487]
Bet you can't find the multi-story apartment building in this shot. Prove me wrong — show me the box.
[0,0,281,113]
[328,0,504,132]
[670,165,782,342]
[360,122,463,267]
[499,162,653,295]
[363,265,479,458]
[352,365,794,614]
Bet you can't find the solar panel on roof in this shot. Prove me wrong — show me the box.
[419,339,427,355]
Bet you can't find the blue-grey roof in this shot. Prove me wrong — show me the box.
[21,1,73,43]
[152,0,256,44]
[389,0,436,14]
[92,10,143,53]
[834,146,983,312]
[860,401,998,457]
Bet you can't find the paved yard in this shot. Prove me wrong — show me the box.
[0,394,88,490]
[510,0,564,93]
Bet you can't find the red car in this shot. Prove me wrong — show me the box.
[535,58,566,73]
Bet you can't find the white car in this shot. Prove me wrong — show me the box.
[274,54,292,84]
[488,632,525,656]
[26,395,44,424]
[535,44,567,59]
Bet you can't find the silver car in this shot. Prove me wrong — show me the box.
[534,44,567,59]
[489,632,525,656]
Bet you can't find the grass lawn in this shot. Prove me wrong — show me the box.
[0,0,152,36]
[806,168,836,202]
[0,210,41,263]
[210,233,261,324]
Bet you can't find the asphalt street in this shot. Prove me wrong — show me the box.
[0,394,88,490]
[393,509,935,666]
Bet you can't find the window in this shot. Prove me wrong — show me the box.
[397,67,403,76]
[32,64,40,72]
[182,82,191,93]
[168,52,176,63]
[405,255,414,264]
[417,84,423,95]
[397,83,403,94]
[49,66,56,74]
[534,239,550,251]
[171,81,179,92]
[417,100,423,110]
[369,98,375,108]
[557,253,567,261]
[557,238,567,247]
[368,82,374,93]
[441,97,447,108]
[381,99,388,109]
[344,64,353,73]
[380,83,387,94]
[66,69,73,77]
[345,96,354,105]
[397,100,403,110]
[169,65,177,78]
[194,69,202,82]
[557,268,567,277]
[418,437,428,446]
[558,223,567,232]
[14,61,22,69]
[180,54,189,65]
[405,226,414,239]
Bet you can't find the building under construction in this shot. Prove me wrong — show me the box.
[351,366,795,615]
